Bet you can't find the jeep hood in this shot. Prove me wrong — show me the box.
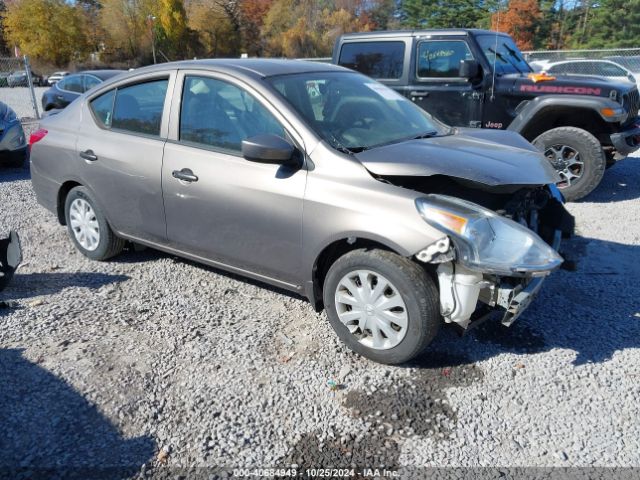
[355,129,560,186]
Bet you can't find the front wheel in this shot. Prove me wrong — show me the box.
[533,126,605,201]
[323,249,441,365]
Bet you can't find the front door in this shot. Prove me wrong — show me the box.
[410,38,483,128]
[161,73,307,284]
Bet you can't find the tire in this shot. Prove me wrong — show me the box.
[532,126,605,202]
[323,248,440,364]
[64,186,125,261]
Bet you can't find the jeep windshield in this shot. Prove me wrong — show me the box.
[267,71,446,153]
[476,34,533,75]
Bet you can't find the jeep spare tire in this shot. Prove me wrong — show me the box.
[533,126,605,202]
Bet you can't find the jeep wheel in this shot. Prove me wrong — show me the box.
[533,127,605,202]
[323,248,441,365]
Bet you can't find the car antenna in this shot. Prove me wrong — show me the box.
[490,9,501,101]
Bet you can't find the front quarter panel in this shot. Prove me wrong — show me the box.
[303,142,446,280]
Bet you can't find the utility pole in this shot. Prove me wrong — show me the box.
[147,14,157,64]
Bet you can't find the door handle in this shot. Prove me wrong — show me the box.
[172,168,198,183]
[79,149,98,162]
[410,90,429,97]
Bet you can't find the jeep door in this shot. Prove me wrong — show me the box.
[161,71,307,285]
[410,36,483,128]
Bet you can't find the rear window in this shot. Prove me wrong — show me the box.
[338,41,405,79]
[88,78,168,136]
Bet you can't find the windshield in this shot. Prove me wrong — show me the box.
[476,34,532,75]
[266,72,445,152]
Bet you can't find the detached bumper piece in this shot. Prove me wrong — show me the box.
[496,276,545,327]
[610,118,640,157]
[0,231,22,291]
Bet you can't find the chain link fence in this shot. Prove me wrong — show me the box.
[0,56,43,139]
[522,48,640,83]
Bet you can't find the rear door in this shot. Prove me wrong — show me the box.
[76,73,175,244]
[410,36,483,127]
[161,71,307,284]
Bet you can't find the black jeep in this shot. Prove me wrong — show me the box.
[332,29,640,201]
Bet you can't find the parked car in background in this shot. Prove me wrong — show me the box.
[30,60,572,364]
[0,72,11,87]
[7,70,44,87]
[41,70,124,111]
[530,59,637,87]
[0,101,27,168]
[47,71,69,85]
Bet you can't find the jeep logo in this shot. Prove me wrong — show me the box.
[520,85,602,95]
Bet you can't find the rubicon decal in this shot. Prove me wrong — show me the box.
[520,84,602,95]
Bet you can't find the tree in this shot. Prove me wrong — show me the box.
[580,0,640,48]
[3,0,89,65]
[187,0,236,57]
[400,0,498,29]
[157,0,190,58]
[99,0,156,62]
[241,0,273,55]
[491,0,541,50]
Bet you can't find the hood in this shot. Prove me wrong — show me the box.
[509,72,634,99]
[355,129,560,186]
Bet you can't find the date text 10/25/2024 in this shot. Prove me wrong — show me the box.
[232,468,400,477]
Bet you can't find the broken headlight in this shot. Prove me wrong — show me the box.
[416,194,563,276]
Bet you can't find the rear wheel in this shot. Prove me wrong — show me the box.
[323,249,441,364]
[533,126,605,201]
[64,186,124,260]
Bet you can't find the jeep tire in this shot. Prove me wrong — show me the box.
[533,127,605,202]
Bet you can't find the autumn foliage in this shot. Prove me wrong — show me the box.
[491,0,542,50]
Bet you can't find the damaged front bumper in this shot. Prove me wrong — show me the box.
[0,231,22,292]
[610,118,640,157]
[418,230,562,330]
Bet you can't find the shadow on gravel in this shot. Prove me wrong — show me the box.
[281,354,483,471]
[581,156,640,203]
[0,348,154,477]
[0,272,129,301]
[425,235,640,366]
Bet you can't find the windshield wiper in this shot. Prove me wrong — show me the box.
[412,130,439,139]
[488,47,524,74]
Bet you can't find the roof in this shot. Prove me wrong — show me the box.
[339,29,510,39]
[80,70,126,80]
[126,59,347,78]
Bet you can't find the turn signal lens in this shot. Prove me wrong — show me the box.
[425,208,468,234]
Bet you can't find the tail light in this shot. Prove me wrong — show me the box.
[28,128,48,151]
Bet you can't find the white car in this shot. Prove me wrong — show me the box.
[529,59,637,88]
[47,71,69,85]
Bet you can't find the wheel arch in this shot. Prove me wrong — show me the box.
[56,180,83,225]
[508,96,617,144]
[305,235,411,312]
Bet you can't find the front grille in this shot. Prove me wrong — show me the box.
[623,87,640,121]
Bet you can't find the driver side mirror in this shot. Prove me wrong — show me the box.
[459,59,480,80]
[242,134,298,167]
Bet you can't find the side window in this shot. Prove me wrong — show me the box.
[84,75,101,92]
[60,75,84,93]
[338,42,405,79]
[179,75,285,153]
[89,89,116,127]
[111,79,168,136]
[417,40,474,79]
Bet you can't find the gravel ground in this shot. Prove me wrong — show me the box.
[1,140,640,477]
